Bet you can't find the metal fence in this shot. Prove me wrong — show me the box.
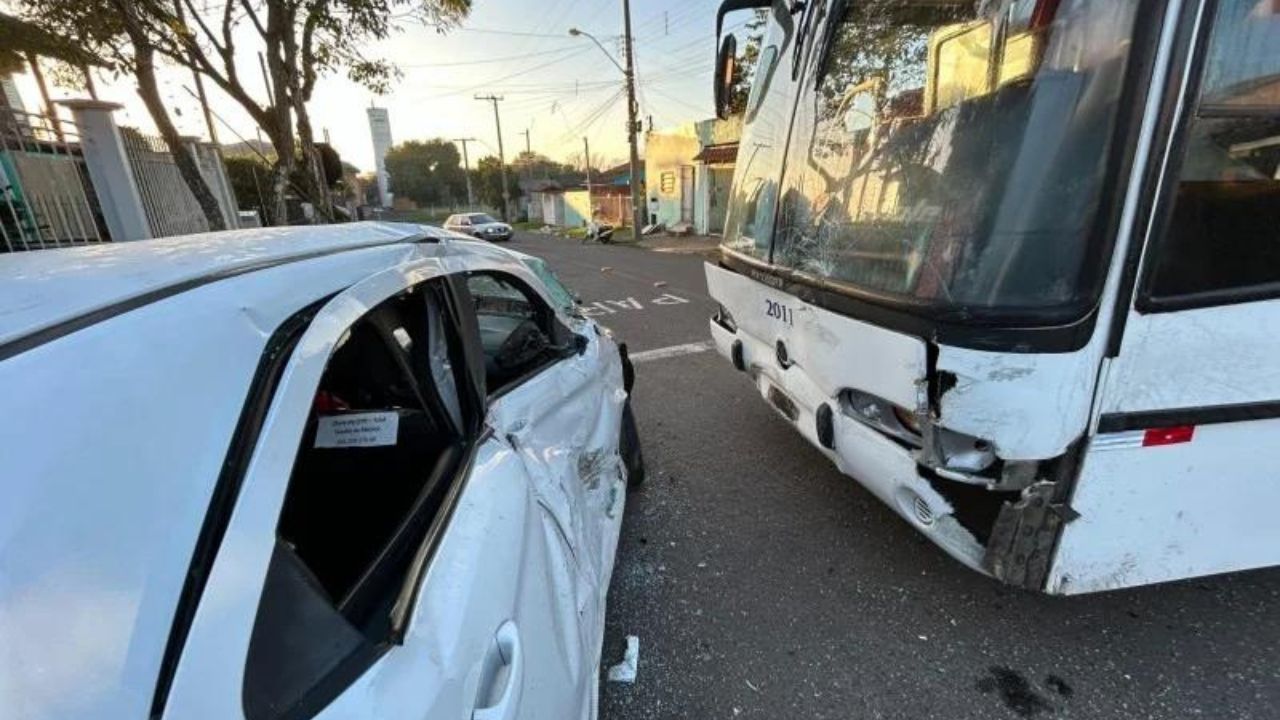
[122,128,237,238]
[0,109,107,252]
[589,193,634,227]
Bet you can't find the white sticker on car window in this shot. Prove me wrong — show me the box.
[315,412,399,448]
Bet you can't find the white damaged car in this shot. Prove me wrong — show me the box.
[0,222,642,720]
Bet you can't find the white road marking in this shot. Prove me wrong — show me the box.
[629,340,715,364]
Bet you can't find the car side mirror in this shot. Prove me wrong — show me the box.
[714,34,738,120]
[495,320,551,371]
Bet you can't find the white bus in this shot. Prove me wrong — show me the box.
[705,0,1280,593]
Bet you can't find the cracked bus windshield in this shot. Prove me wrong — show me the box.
[769,0,1141,321]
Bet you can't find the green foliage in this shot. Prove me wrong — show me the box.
[474,156,520,215]
[224,155,272,216]
[384,139,467,206]
[315,143,344,187]
[512,150,585,185]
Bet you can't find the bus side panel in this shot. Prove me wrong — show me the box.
[1047,416,1280,594]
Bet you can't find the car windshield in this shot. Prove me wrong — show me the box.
[766,0,1143,322]
[469,214,499,225]
[521,256,577,314]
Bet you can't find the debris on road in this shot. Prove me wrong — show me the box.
[607,635,640,683]
[653,280,668,287]
[601,266,613,273]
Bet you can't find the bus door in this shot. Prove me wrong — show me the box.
[1049,0,1280,593]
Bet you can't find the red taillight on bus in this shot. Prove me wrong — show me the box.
[1142,425,1195,447]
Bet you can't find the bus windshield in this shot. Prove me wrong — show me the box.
[766,0,1143,322]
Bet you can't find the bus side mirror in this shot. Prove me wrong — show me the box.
[713,0,772,120]
[714,34,738,120]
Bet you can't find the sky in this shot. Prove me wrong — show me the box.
[10,0,753,173]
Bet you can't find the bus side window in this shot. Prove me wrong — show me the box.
[1145,0,1280,305]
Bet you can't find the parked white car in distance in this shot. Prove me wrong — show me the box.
[443,212,513,242]
[0,222,642,720]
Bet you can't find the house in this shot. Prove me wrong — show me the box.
[643,116,742,235]
[520,178,564,224]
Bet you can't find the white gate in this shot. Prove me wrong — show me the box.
[0,109,106,252]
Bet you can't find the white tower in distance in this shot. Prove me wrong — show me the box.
[366,105,393,208]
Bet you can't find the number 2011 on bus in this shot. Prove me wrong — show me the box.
[765,299,794,326]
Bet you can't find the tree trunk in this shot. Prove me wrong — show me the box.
[123,14,226,232]
[292,99,332,222]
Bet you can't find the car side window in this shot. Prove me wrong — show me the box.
[465,271,566,394]
[243,281,474,720]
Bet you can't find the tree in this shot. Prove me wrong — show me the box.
[384,139,467,207]
[512,150,583,185]
[161,0,471,223]
[15,2,228,230]
[473,156,518,213]
[23,0,471,227]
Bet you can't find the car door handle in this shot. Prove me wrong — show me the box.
[472,620,522,720]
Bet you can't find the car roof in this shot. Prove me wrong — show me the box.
[0,221,443,357]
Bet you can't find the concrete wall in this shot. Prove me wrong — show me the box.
[694,115,743,146]
[563,189,590,227]
[644,123,700,228]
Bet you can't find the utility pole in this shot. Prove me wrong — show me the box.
[621,0,645,233]
[519,128,532,184]
[453,137,477,207]
[582,136,592,188]
[475,94,511,221]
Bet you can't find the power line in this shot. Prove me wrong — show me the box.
[399,44,582,68]
[453,26,615,39]
[421,46,595,98]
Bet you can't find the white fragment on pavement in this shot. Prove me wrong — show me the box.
[607,635,640,683]
[629,340,715,364]
[918,635,928,641]
[601,266,613,272]
[653,280,668,287]
[746,679,760,692]
[697,561,707,568]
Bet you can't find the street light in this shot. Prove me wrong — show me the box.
[568,28,625,74]
[569,22,646,235]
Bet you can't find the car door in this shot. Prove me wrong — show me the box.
[158,264,586,720]
[459,268,628,714]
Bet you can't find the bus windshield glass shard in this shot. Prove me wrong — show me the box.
[765,0,1142,322]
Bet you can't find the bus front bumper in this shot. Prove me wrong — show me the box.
[708,317,990,576]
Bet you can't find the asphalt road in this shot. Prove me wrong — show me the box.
[505,231,1280,720]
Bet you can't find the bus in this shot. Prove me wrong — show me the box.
[705,0,1280,593]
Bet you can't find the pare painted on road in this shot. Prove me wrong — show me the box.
[579,293,689,317]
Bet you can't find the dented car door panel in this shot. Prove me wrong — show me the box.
[486,324,629,698]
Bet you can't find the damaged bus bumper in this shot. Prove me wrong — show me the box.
[707,263,1091,592]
